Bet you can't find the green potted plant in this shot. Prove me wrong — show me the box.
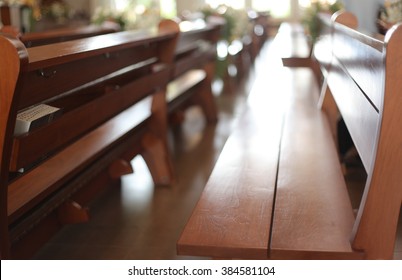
[302,0,343,46]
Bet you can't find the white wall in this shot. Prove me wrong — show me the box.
[341,0,383,33]
[176,0,205,14]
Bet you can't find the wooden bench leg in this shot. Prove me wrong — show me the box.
[141,133,174,186]
[58,200,90,225]
[198,81,218,123]
[108,159,134,179]
[194,62,218,123]
[169,110,186,125]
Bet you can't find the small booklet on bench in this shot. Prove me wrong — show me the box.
[14,104,61,136]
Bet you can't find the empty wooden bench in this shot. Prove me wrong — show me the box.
[20,23,121,47]
[0,23,120,47]
[0,21,179,259]
[177,11,402,259]
[167,21,221,124]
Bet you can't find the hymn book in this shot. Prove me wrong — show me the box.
[14,104,61,136]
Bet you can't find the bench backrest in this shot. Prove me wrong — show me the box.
[2,30,177,173]
[321,11,402,259]
[0,21,179,258]
[19,24,121,47]
[0,24,119,47]
[173,22,221,78]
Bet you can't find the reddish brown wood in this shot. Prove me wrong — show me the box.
[270,69,357,259]
[108,159,134,179]
[0,20,180,258]
[350,21,402,259]
[178,12,402,260]
[178,107,281,259]
[0,34,28,259]
[10,67,171,171]
[58,200,90,225]
[20,24,120,47]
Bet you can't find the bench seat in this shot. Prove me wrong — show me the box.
[178,66,359,259]
[177,107,281,259]
[270,69,359,259]
[167,69,206,112]
[178,12,402,259]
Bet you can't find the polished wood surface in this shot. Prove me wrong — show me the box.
[177,12,402,260]
[350,22,402,259]
[177,106,281,259]
[29,40,401,261]
[0,22,180,258]
[178,40,285,259]
[322,12,402,259]
[270,69,358,259]
[20,24,120,47]
[0,34,28,259]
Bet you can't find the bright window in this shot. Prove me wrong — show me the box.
[299,0,338,8]
[252,0,290,17]
[205,0,246,10]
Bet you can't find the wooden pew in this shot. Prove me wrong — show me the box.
[0,21,179,259]
[20,24,120,47]
[0,23,120,47]
[167,21,221,124]
[177,11,402,259]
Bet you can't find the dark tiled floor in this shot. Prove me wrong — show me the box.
[33,41,402,260]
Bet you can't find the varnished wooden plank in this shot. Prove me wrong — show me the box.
[25,29,177,70]
[167,70,205,103]
[331,21,384,110]
[177,108,280,259]
[352,23,402,259]
[177,61,285,258]
[271,69,358,259]
[19,44,158,109]
[21,24,119,47]
[327,57,379,172]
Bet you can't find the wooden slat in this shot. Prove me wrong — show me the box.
[177,108,280,259]
[25,29,175,69]
[19,45,157,109]
[167,69,205,103]
[327,57,379,172]
[21,24,119,47]
[177,55,286,258]
[332,22,384,110]
[271,69,358,260]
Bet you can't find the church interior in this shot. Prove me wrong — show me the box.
[0,0,401,260]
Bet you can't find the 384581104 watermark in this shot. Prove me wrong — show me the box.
[128,265,275,277]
